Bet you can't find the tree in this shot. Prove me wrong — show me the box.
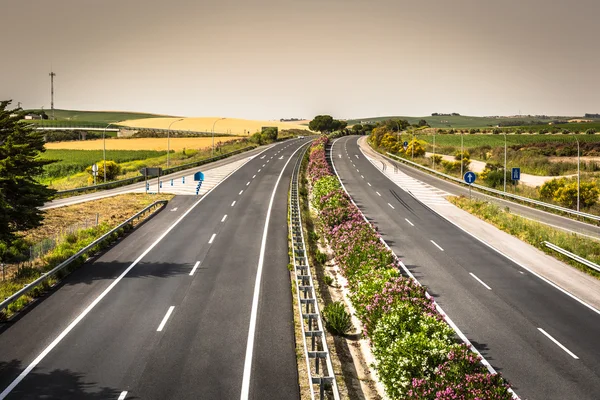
[0,100,56,257]
[418,119,429,127]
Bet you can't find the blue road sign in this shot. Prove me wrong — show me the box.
[403,141,409,150]
[194,171,205,181]
[512,167,521,181]
[464,171,476,184]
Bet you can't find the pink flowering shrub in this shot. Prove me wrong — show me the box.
[305,136,512,399]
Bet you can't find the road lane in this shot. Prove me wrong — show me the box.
[0,138,309,399]
[332,135,600,400]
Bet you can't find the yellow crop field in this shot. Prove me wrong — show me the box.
[117,117,308,135]
[44,137,245,151]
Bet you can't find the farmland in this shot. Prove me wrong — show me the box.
[414,132,600,149]
[38,149,166,179]
[349,115,600,130]
[27,109,175,125]
[39,137,252,190]
[44,137,245,151]
[118,117,308,135]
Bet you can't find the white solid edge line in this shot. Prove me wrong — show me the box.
[405,218,414,226]
[430,240,444,251]
[231,201,236,207]
[388,203,395,209]
[357,138,600,317]
[156,306,175,332]
[221,214,228,222]
[118,391,127,400]
[240,143,307,400]
[331,136,520,399]
[208,233,216,244]
[470,272,492,290]
[538,328,579,359]
[190,261,200,276]
[0,144,261,399]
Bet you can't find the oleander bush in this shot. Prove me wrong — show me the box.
[305,135,512,399]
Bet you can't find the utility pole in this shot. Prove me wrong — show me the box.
[49,70,56,120]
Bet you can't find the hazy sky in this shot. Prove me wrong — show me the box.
[1,0,598,119]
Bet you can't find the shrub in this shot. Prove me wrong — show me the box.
[554,181,600,208]
[85,160,121,182]
[323,274,334,286]
[586,128,597,135]
[539,178,566,200]
[323,302,353,335]
[312,176,341,209]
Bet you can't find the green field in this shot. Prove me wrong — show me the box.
[38,149,167,179]
[26,109,177,125]
[414,132,600,148]
[348,115,600,129]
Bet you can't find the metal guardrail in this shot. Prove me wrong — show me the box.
[385,151,600,223]
[53,146,256,197]
[544,241,600,273]
[0,200,168,313]
[289,147,340,400]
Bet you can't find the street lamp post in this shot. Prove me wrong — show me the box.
[460,131,464,178]
[212,118,226,157]
[102,123,112,183]
[503,132,507,192]
[433,129,436,170]
[576,137,580,211]
[167,118,184,168]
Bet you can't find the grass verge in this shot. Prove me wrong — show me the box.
[449,196,600,279]
[0,193,173,320]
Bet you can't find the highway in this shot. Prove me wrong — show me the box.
[360,139,600,240]
[332,136,600,400]
[0,138,311,399]
[42,144,274,210]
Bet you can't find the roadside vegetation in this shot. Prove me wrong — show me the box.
[304,135,512,399]
[368,120,600,215]
[0,193,174,320]
[449,197,600,279]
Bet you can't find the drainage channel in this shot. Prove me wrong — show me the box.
[289,147,340,400]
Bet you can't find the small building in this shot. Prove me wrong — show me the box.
[24,114,42,120]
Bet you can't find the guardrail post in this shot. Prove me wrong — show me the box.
[171,179,173,186]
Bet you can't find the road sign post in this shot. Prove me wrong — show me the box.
[464,171,477,199]
[91,163,98,186]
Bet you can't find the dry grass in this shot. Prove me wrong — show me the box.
[117,117,308,135]
[44,137,245,151]
[25,193,174,244]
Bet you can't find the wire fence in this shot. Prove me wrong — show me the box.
[27,215,100,263]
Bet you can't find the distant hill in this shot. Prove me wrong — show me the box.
[25,109,177,125]
[346,115,571,129]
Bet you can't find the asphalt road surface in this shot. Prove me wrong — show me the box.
[0,138,311,400]
[332,135,600,400]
